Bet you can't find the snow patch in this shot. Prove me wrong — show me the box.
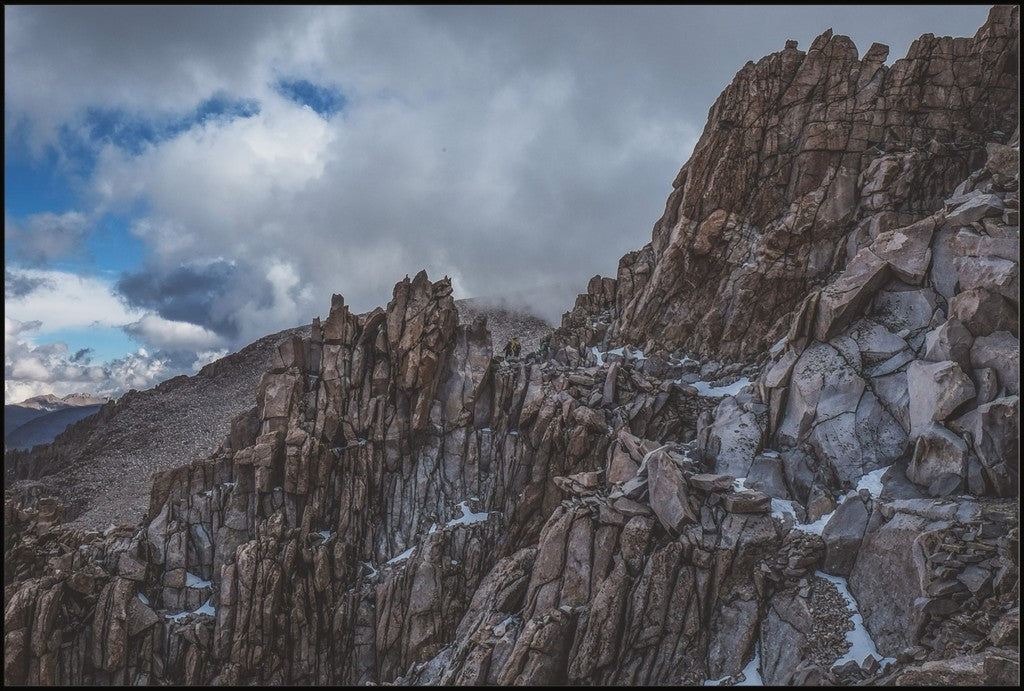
[363,561,378,578]
[856,465,890,498]
[794,501,846,536]
[446,500,489,528]
[816,571,895,670]
[165,597,217,621]
[704,647,763,686]
[185,572,212,588]
[690,377,751,398]
[591,346,604,367]
[317,530,331,539]
[137,593,150,605]
[194,598,216,617]
[386,546,416,565]
[736,649,764,685]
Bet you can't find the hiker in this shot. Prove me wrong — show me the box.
[539,335,550,357]
[504,340,515,358]
[511,338,521,358]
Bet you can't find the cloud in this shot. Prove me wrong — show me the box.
[4,5,995,399]
[3,316,176,403]
[5,211,91,264]
[116,259,252,338]
[5,268,144,332]
[4,268,52,298]
[123,314,226,352]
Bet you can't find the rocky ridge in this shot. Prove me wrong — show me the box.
[4,6,1020,687]
[4,326,311,528]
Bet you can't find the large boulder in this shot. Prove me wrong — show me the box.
[969,331,1019,396]
[906,360,976,437]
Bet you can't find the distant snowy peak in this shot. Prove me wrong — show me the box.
[15,392,108,410]
[59,392,110,406]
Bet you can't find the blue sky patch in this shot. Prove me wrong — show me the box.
[45,326,145,364]
[275,78,346,117]
[83,93,260,155]
[4,141,79,217]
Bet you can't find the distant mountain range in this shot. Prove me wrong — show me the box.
[4,393,109,450]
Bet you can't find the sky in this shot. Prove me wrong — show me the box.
[4,5,993,404]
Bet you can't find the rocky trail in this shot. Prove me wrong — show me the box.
[4,6,1019,687]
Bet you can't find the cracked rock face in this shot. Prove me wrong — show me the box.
[4,6,1019,688]
[602,5,1018,362]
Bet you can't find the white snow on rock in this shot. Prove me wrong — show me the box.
[137,593,150,605]
[690,377,752,398]
[386,546,416,565]
[363,561,378,579]
[446,500,490,528]
[736,648,764,685]
[816,571,896,670]
[591,346,605,366]
[185,572,212,588]
[704,647,763,686]
[165,597,217,621]
[317,530,331,539]
[194,598,217,617]
[736,476,851,536]
[856,465,891,498]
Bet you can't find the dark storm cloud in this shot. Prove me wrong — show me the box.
[116,260,271,338]
[5,269,53,298]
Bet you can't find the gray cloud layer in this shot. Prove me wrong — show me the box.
[6,5,992,359]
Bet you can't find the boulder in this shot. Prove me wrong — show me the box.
[744,454,790,499]
[950,288,1018,337]
[922,319,973,369]
[645,454,696,533]
[906,360,976,436]
[969,331,1019,395]
[722,490,771,514]
[821,494,870,576]
[949,395,1019,497]
[814,249,891,341]
[954,256,1019,304]
[906,423,968,495]
[870,216,935,284]
[944,192,1006,226]
[698,396,761,478]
